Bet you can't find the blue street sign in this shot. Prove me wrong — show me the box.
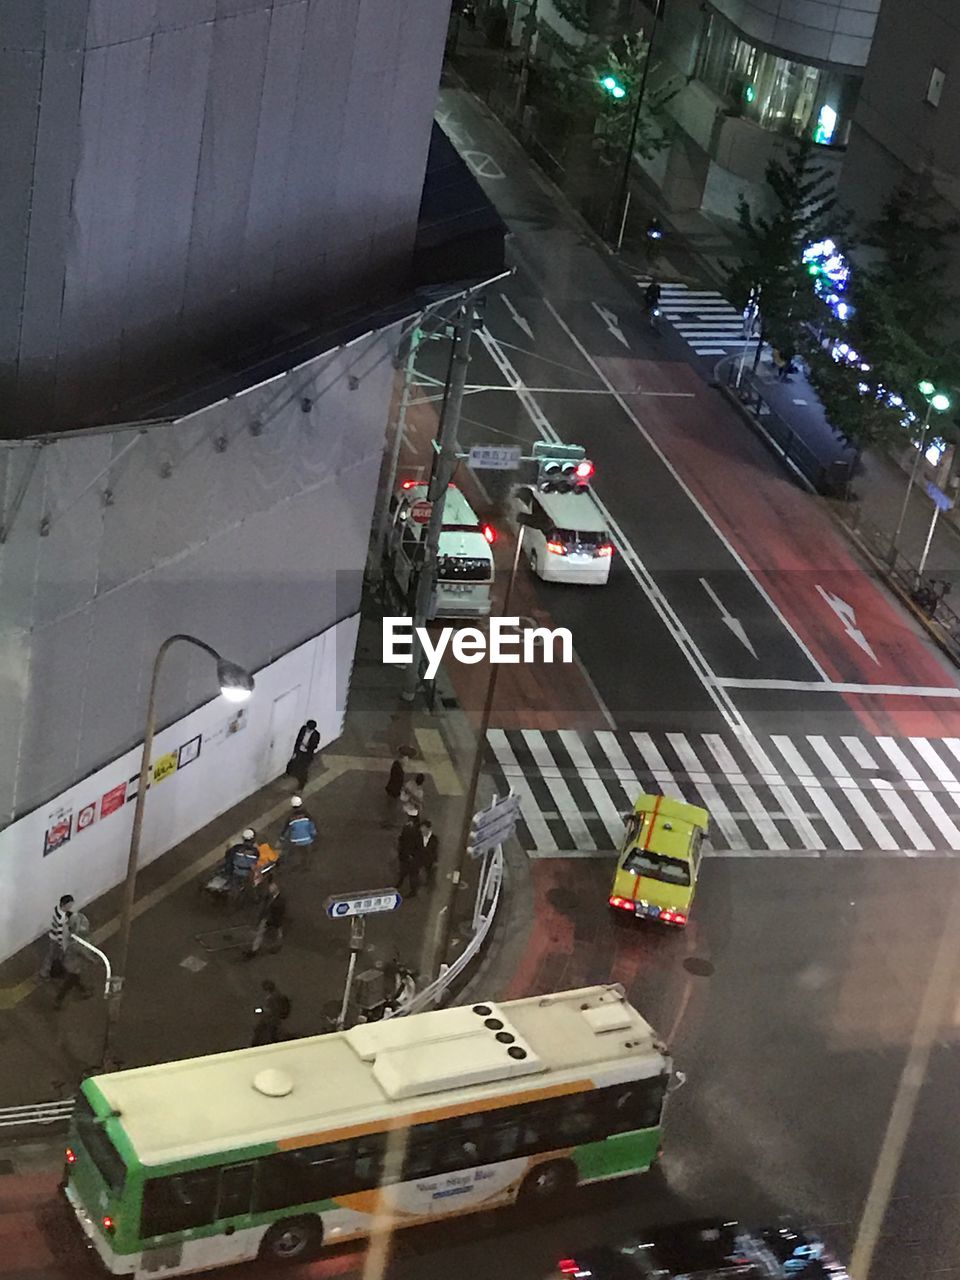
[325,889,401,919]
[925,480,954,512]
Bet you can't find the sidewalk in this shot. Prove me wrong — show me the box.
[0,606,525,1107]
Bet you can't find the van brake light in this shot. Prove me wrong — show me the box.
[596,544,613,557]
[482,523,496,544]
[546,540,567,555]
[609,896,633,910]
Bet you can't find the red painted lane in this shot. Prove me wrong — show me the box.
[599,358,960,738]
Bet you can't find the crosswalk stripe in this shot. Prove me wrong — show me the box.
[771,736,860,850]
[805,736,899,850]
[666,733,747,849]
[522,729,596,850]
[558,730,625,846]
[485,729,960,857]
[486,729,554,850]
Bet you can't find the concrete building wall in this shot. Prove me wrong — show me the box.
[0,0,449,434]
[0,323,402,828]
[709,0,879,67]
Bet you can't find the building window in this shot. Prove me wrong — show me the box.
[695,10,859,146]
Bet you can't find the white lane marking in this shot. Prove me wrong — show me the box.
[805,736,897,850]
[941,738,960,767]
[711,677,960,697]
[630,733,691,804]
[815,585,879,663]
[699,577,757,658]
[522,729,596,850]
[666,734,747,850]
[558,730,626,846]
[486,729,554,851]
[591,303,630,349]
[701,735,788,850]
[737,734,824,849]
[869,779,935,850]
[540,296,831,683]
[499,292,534,340]
[910,738,960,795]
[875,738,960,849]
[770,736,860,850]
[479,327,746,732]
[842,736,879,769]
[593,732,645,812]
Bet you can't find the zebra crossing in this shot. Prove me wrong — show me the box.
[635,278,749,357]
[486,728,960,857]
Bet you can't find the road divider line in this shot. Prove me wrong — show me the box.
[539,295,832,683]
[711,676,960,696]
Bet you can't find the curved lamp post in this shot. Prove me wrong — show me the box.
[105,634,254,1066]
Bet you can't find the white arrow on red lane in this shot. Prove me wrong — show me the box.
[699,578,757,658]
[816,585,879,664]
[591,303,630,350]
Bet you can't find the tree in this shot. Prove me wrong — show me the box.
[728,136,835,360]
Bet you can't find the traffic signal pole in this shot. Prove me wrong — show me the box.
[401,307,475,703]
[609,0,664,246]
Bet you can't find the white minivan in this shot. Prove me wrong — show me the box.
[509,485,614,585]
[388,481,495,617]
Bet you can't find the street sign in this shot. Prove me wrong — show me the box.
[468,793,521,857]
[925,480,954,512]
[468,444,522,471]
[325,889,402,919]
[410,499,433,525]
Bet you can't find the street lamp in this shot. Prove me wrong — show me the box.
[105,634,254,1066]
[888,383,951,566]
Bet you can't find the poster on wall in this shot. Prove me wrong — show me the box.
[203,707,249,749]
[76,802,97,833]
[43,807,73,857]
[177,735,201,770]
[152,751,178,784]
[100,782,126,819]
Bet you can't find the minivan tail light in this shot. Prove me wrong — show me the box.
[546,540,567,555]
[609,895,633,910]
[596,544,613,558]
[482,523,496,545]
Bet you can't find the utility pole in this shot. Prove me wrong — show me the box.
[609,0,664,246]
[513,0,539,120]
[373,326,422,583]
[401,307,475,702]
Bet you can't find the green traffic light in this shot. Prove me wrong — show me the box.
[600,74,626,99]
[918,379,935,397]
[744,84,756,103]
[932,393,951,412]
[807,262,820,276]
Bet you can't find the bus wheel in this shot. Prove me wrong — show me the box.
[259,1216,323,1262]
[517,1159,576,1207]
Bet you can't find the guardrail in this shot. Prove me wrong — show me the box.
[401,844,504,1017]
[0,1098,74,1129]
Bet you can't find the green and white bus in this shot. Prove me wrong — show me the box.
[63,984,676,1277]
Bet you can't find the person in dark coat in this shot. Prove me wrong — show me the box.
[381,746,413,828]
[250,980,291,1046]
[245,880,287,957]
[287,719,321,791]
[396,817,422,898]
[417,819,440,890]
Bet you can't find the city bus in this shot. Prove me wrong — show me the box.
[62,984,675,1276]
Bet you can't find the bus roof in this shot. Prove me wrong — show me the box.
[88,987,666,1168]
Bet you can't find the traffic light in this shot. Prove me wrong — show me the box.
[599,74,626,100]
[533,442,595,493]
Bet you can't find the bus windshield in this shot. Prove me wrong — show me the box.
[75,1092,126,1193]
[623,849,691,886]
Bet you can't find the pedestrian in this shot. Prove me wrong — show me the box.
[417,818,440,890]
[40,893,74,980]
[245,879,287,958]
[279,796,317,870]
[250,980,292,1046]
[401,772,426,822]
[54,910,92,1009]
[286,719,321,791]
[381,746,414,828]
[396,816,422,899]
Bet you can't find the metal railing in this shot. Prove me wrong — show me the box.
[725,364,856,498]
[0,1098,74,1129]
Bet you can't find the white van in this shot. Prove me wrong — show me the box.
[388,481,495,617]
[509,485,613,585]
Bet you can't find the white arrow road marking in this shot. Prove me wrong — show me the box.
[499,293,534,340]
[816,585,879,664]
[462,151,505,178]
[699,577,758,658]
[591,303,630,350]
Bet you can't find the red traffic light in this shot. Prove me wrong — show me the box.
[574,459,595,483]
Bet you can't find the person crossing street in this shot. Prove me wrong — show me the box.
[279,796,317,871]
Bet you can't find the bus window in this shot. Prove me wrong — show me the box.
[74,1094,126,1194]
[217,1163,255,1220]
[603,1079,666,1134]
[142,1168,218,1237]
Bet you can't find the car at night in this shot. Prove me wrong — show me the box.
[552,1218,849,1279]
[609,793,709,928]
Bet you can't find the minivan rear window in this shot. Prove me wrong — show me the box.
[552,528,607,547]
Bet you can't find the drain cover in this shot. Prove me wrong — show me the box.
[683,957,714,977]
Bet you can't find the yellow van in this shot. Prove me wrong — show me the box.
[609,793,709,927]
